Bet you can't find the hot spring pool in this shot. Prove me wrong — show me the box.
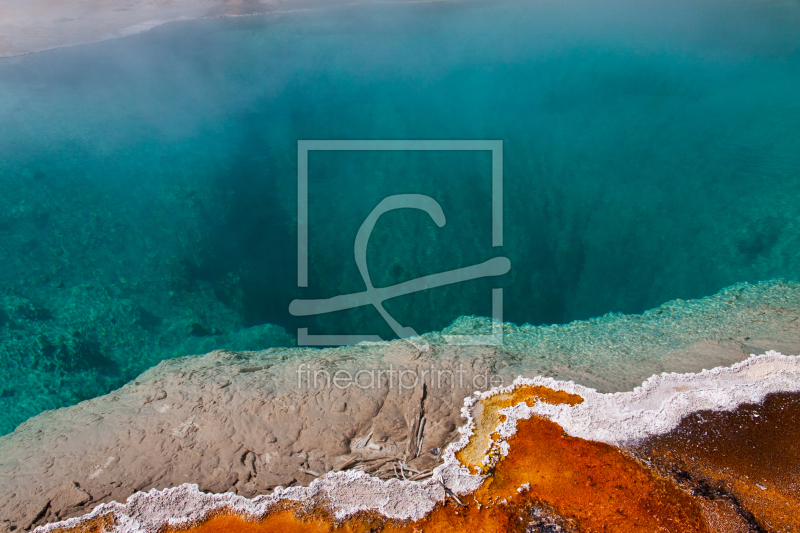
[0,0,799,434]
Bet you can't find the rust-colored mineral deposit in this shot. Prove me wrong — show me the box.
[634,392,800,532]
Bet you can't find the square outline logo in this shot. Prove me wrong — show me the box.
[295,140,504,347]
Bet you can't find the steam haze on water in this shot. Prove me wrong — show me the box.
[0,0,799,433]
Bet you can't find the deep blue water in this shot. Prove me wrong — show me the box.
[0,0,799,433]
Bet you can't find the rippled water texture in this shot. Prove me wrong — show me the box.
[0,0,799,433]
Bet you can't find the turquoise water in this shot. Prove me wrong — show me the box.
[0,0,799,434]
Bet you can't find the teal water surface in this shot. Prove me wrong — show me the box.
[0,0,799,434]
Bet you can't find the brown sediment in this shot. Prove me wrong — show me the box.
[163,503,393,533]
[179,512,331,533]
[634,391,800,532]
[47,514,115,533]
[176,413,711,533]
[455,384,583,473]
[166,509,358,533]
[695,499,752,533]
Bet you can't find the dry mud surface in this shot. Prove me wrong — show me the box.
[1,282,799,531]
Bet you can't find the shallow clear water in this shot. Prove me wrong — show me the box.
[0,0,799,433]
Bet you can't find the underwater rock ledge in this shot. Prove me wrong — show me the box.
[1,280,799,532]
[30,351,800,533]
